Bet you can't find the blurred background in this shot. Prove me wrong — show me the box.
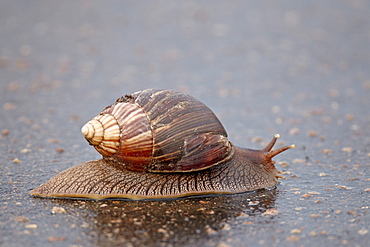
[1,1,369,246]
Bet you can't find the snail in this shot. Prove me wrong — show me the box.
[30,89,295,200]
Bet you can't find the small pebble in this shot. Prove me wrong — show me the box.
[347,210,358,216]
[358,229,368,235]
[11,158,21,164]
[236,212,248,218]
[293,158,306,163]
[15,59,29,70]
[242,221,253,225]
[8,82,20,91]
[307,130,318,137]
[289,128,300,135]
[25,224,38,229]
[0,56,9,66]
[286,235,300,242]
[217,242,231,247]
[307,191,320,195]
[80,223,89,228]
[206,227,217,235]
[15,216,29,222]
[250,136,262,143]
[345,114,354,121]
[48,138,60,143]
[21,148,31,153]
[48,236,66,242]
[342,147,353,153]
[329,89,339,98]
[319,136,326,141]
[336,185,351,190]
[4,102,16,110]
[52,206,66,214]
[263,208,279,215]
[2,129,9,136]
[278,161,290,167]
[363,81,370,89]
[322,116,331,123]
[290,229,302,234]
[222,223,231,231]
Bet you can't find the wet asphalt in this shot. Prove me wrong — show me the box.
[1,1,370,247]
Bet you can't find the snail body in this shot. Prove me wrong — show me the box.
[30,89,294,200]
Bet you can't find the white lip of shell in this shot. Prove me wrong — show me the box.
[81,114,120,156]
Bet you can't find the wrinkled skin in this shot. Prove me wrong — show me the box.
[30,136,294,200]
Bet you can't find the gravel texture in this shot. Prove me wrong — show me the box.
[1,1,369,246]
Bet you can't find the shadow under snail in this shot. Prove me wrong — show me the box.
[30,89,295,200]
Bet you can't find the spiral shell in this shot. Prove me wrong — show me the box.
[81,114,120,156]
[81,89,233,172]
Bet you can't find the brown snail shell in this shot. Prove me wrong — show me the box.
[30,89,295,200]
[80,89,233,172]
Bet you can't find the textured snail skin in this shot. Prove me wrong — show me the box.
[30,135,294,200]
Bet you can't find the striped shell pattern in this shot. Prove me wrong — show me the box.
[81,89,234,173]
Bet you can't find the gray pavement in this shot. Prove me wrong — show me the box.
[1,1,369,246]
